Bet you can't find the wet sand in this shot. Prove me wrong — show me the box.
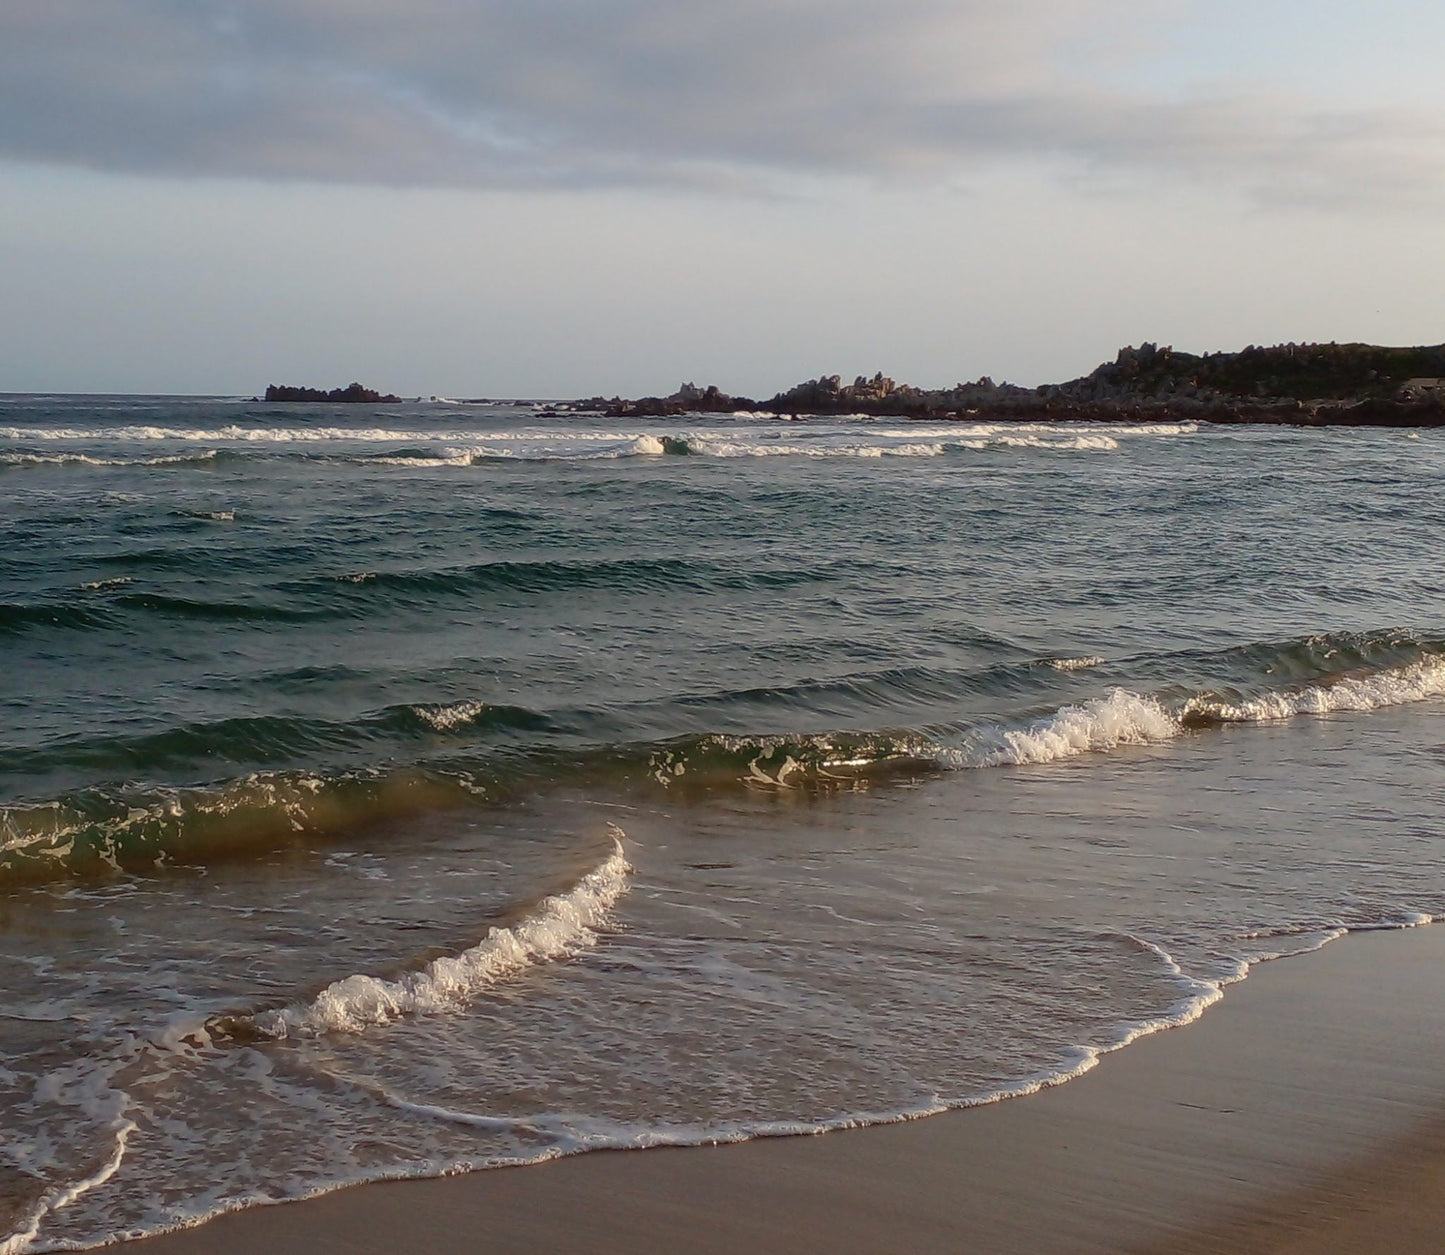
[131,925,1445,1255]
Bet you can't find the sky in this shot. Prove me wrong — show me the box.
[2,0,1443,397]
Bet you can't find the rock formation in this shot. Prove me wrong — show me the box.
[576,341,1445,426]
[264,383,402,403]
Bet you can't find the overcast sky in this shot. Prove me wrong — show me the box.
[3,0,1443,396]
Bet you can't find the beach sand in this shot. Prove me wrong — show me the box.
[130,925,1445,1255]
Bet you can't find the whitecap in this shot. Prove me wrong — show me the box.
[254,833,631,1037]
[412,700,488,731]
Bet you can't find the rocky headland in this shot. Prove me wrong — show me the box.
[580,342,1445,426]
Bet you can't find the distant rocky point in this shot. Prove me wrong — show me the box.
[582,342,1445,427]
[583,382,756,418]
[264,383,401,403]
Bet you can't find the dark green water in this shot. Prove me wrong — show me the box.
[2,397,1443,1250]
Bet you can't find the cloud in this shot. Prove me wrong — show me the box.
[2,0,1442,204]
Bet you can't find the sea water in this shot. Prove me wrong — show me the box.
[1,397,1443,1250]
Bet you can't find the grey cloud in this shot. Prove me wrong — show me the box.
[2,0,1441,204]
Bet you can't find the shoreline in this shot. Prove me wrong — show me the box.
[125,923,1445,1255]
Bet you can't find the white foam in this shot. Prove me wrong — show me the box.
[864,422,1196,440]
[0,451,217,467]
[0,1058,136,1255]
[412,700,488,731]
[306,930,1267,1169]
[1046,655,1105,671]
[0,1123,134,1255]
[961,433,1120,452]
[369,436,667,462]
[256,833,631,1037]
[1186,655,1445,723]
[684,437,946,458]
[365,451,481,467]
[950,689,1180,769]
[0,425,690,446]
[946,654,1445,771]
[0,418,1191,470]
[1,425,441,442]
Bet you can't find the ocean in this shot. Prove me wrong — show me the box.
[2,396,1443,1251]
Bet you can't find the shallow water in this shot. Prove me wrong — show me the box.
[1,397,1443,1250]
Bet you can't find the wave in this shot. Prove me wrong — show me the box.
[662,655,1100,720]
[945,651,1445,770]
[944,689,1179,768]
[963,433,1118,451]
[0,450,219,469]
[3,555,820,639]
[650,637,1445,787]
[0,769,486,881]
[363,435,687,464]
[647,730,935,789]
[409,700,493,731]
[1,425,456,443]
[314,428,1153,465]
[300,556,831,603]
[0,651,1094,807]
[1180,657,1445,725]
[862,422,1198,439]
[682,437,949,458]
[648,421,1194,459]
[247,832,630,1037]
[3,700,552,784]
[1046,655,1105,671]
[169,509,235,522]
[0,436,1108,463]
[6,633,1442,880]
[0,425,708,446]
[0,600,116,636]
[0,419,1196,467]
[110,592,321,623]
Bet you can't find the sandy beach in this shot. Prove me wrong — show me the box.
[124,924,1445,1255]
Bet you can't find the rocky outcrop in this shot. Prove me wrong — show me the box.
[599,383,758,417]
[767,372,1035,416]
[567,341,1445,426]
[264,383,402,403]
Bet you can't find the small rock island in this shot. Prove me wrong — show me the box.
[264,383,402,403]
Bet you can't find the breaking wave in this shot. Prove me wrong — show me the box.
[0,450,219,469]
[654,642,1445,787]
[0,419,1196,467]
[948,651,1445,769]
[251,832,631,1037]
[6,634,1443,881]
[409,700,493,732]
[0,769,487,880]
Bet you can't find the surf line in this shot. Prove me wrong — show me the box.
[247,828,632,1039]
